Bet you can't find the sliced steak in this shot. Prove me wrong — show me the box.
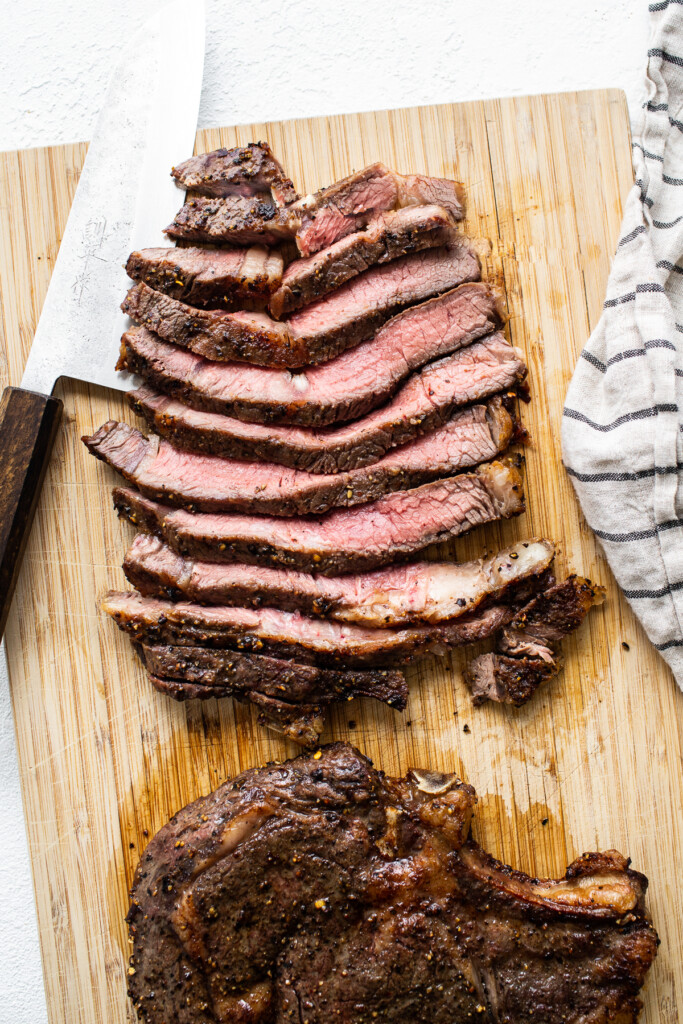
[124,535,555,626]
[171,142,298,204]
[293,162,465,255]
[127,743,657,1024]
[117,281,502,426]
[165,193,296,246]
[140,645,407,706]
[125,246,283,310]
[144,646,406,746]
[126,334,525,472]
[112,459,525,574]
[121,241,480,367]
[82,399,514,516]
[102,590,515,666]
[269,204,457,317]
[465,575,606,706]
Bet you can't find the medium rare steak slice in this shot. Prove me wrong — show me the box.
[165,194,297,246]
[269,204,457,317]
[124,535,555,626]
[465,575,606,705]
[125,246,283,310]
[171,142,298,204]
[101,590,515,666]
[112,459,524,574]
[127,336,525,472]
[117,281,502,426]
[292,162,465,255]
[127,743,657,1024]
[122,241,480,367]
[82,403,514,516]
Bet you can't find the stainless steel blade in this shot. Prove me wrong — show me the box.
[20,0,206,395]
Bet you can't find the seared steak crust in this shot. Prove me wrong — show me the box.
[117,281,502,426]
[269,204,457,317]
[127,743,657,1024]
[166,193,295,246]
[82,402,514,516]
[466,576,607,705]
[111,460,525,575]
[126,335,524,473]
[122,242,480,368]
[171,142,298,205]
[125,246,283,310]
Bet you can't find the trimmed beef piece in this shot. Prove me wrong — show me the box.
[116,281,502,426]
[101,590,515,667]
[465,576,606,706]
[126,334,525,472]
[111,459,525,574]
[127,743,658,1024]
[124,536,555,627]
[140,645,407,706]
[125,246,283,311]
[166,193,296,247]
[269,204,457,317]
[143,647,406,746]
[121,241,480,368]
[292,162,465,255]
[82,400,514,517]
[171,142,298,205]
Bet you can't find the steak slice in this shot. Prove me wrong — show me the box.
[292,162,465,255]
[117,282,502,426]
[124,535,555,626]
[166,193,297,246]
[465,575,607,705]
[126,335,525,472]
[140,645,407,706]
[143,646,407,746]
[121,241,480,367]
[82,404,514,516]
[101,590,515,666]
[127,743,657,1024]
[125,246,283,310]
[112,459,525,574]
[171,142,298,205]
[268,204,457,317]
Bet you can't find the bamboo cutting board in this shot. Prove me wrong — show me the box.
[1,90,681,1024]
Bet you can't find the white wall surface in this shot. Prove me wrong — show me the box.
[0,1,648,1023]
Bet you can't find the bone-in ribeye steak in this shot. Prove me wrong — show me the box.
[121,241,480,367]
[127,743,657,1024]
[465,575,607,705]
[126,335,525,472]
[83,399,514,516]
[102,590,515,666]
[125,246,283,310]
[112,459,525,574]
[171,141,299,205]
[268,204,457,317]
[116,281,502,426]
[123,535,555,627]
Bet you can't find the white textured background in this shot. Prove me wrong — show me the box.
[0,1,648,1022]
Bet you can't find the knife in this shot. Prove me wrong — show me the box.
[0,0,205,637]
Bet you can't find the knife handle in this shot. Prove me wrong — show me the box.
[0,387,63,639]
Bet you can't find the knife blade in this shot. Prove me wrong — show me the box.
[0,0,206,636]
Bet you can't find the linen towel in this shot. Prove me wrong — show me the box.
[562,0,683,686]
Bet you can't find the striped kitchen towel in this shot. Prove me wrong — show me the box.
[562,0,683,686]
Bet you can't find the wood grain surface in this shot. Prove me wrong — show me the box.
[0,90,680,1024]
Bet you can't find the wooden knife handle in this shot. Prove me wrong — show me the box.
[0,387,62,639]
